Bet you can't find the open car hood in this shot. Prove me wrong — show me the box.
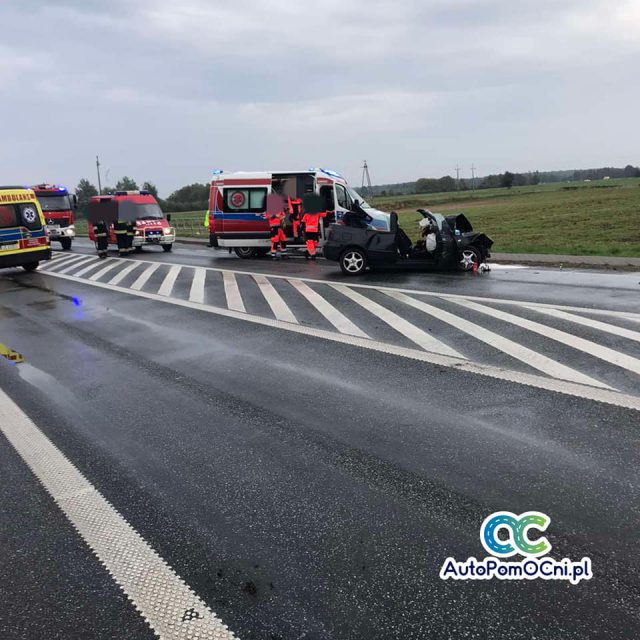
[445,213,473,233]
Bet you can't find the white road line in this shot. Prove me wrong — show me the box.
[74,259,112,278]
[223,271,245,313]
[108,261,142,286]
[63,253,640,322]
[253,274,298,323]
[42,254,93,272]
[54,255,98,274]
[450,298,640,377]
[0,388,237,640]
[189,267,206,304]
[288,279,369,338]
[40,269,640,410]
[131,263,160,291]
[158,265,182,297]
[385,291,611,389]
[526,306,640,344]
[89,259,121,281]
[332,284,465,359]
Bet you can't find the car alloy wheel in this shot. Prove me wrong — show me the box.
[342,250,366,275]
[459,248,479,271]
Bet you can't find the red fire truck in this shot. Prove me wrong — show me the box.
[88,191,175,252]
[31,184,78,250]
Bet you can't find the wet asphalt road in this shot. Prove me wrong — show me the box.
[1,240,639,639]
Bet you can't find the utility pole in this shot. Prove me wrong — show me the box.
[96,155,102,195]
[361,160,372,194]
[455,163,460,190]
[471,164,476,192]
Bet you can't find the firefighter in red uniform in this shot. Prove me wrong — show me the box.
[287,196,303,239]
[301,194,327,260]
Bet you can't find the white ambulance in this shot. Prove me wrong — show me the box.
[206,168,390,258]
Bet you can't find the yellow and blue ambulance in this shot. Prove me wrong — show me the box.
[0,186,51,271]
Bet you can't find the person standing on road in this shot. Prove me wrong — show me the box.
[125,221,135,254]
[287,196,303,240]
[301,194,327,261]
[114,220,128,256]
[264,193,287,259]
[93,221,109,259]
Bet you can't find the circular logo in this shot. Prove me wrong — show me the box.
[230,191,246,208]
[22,206,38,224]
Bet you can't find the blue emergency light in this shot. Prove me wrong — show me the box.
[320,168,343,179]
[212,169,224,175]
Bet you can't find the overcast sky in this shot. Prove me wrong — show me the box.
[1,0,639,196]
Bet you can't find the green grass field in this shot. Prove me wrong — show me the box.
[75,178,640,257]
[372,178,640,257]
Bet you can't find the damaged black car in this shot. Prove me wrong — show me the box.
[323,206,493,276]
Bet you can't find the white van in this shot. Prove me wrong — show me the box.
[206,168,389,258]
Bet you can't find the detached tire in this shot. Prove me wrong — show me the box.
[339,248,367,276]
[60,237,72,251]
[22,262,39,272]
[458,246,481,272]
[162,244,173,252]
[234,247,257,259]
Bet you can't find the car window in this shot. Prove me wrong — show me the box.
[335,184,349,209]
[223,188,267,213]
[20,203,42,230]
[0,205,18,228]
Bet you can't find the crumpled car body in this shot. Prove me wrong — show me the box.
[323,208,493,275]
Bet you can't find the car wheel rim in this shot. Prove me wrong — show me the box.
[460,250,477,270]
[344,252,364,272]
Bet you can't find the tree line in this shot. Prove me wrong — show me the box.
[74,163,640,212]
[75,177,210,216]
[362,165,640,197]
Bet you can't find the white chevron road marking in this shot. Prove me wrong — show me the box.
[189,267,206,304]
[332,284,465,359]
[253,274,298,323]
[158,265,182,297]
[223,271,245,312]
[385,291,611,389]
[130,262,160,291]
[38,269,640,410]
[526,306,640,344]
[289,279,369,338]
[450,298,640,378]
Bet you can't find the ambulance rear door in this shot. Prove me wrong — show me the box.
[317,176,337,240]
[219,173,271,242]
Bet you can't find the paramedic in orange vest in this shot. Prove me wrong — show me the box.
[264,193,287,258]
[301,194,327,261]
[287,196,303,239]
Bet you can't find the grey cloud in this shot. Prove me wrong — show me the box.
[1,0,638,194]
